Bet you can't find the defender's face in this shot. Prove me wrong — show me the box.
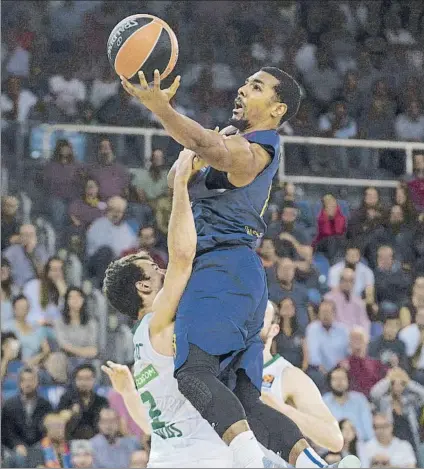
[231,70,284,129]
[135,259,165,292]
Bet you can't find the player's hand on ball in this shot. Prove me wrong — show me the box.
[101,361,136,395]
[121,69,181,112]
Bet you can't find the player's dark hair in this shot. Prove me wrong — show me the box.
[103,252,153,320]
[261,66,301,123]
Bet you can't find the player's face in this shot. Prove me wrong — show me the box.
[229,70,285,131]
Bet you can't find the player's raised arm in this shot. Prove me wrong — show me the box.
[149,149,197,334]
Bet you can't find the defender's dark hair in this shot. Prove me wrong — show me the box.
[261,66,302,123]
[103,252,153,320]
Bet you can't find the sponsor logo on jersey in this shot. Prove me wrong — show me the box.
[262,374,275,389]
[134,364,159,389]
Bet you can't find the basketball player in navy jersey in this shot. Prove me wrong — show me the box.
[120,69,357,469]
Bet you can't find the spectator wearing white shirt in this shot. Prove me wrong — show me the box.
[395,100,424,142]
[363,413,416,468]
[49,65,86,117]
[86,196,137,287]
[89,65,119,110]
[399,307,424,385]
[1,75,37,127]
[329,244,375,297]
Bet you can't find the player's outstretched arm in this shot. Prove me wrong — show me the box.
[261,367,343,452]
[121,72,267,184]
[149,150,197,335]
[102,361,151,435]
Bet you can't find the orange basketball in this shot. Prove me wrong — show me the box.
[107,14,179,83]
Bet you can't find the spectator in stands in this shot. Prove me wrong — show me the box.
[154,186,172,237]
[130,449,149,468]
[1,195,20,250]
[268,256,310,329]
[257,236,278,272]
[0,331,20,382]
[408,153,424,212]
[319,101,358,140]
[43,139,83,235]
[394,182,418,225]
[71,440,94,469]
[89,64,119,110]
[370,367,424,455]
[314,195,347,263]
[1,75,37,127]
[395,100,424,142]
[26,411,72,468]
[325,268,370,335]
[86,196,138,286]
[400,277,424,327]
[87,138,131,201]
[121,225,168,269]
[340,327,386,397]
[55,287,98,361]
[323,366,374,442]
[363,413,417,468]
[337,71,364,120]
[1,257,19,326]
[373,245,412,306]
[90,407,140,469]
[69,178,107,232]
[3,223,48,288]
[108,383,143,439]
[358,97,396,141]
[4,295,50,365]
[58,363,108,440]
[339,419,363,462]
[369,314,409,370]
[23,256,66,327]
[1,367,52,462]
[306,300,349,377]
[399,306,424,385]
[131,148,169,208]
[272,298,307,370]
[328,243,375,297]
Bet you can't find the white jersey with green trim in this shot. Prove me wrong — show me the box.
[261,354,293,402]
[132,313,233,468]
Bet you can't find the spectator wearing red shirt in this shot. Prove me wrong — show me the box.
[340,327,387,398]
[407,153,424,212]
[314,194,347,263]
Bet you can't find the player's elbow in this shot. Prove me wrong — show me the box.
[170,247,195,268]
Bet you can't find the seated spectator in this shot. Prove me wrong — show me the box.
[407,153,424,212]
[3,223,48,288]
[373,245,412,307]
[272,298,307,370]
[0,331,21,383]
[328,243,375,297]
[325,268,371,335]
[1,75,37,127]
[23,256,67,327]
[257,236,278,272]
[48,66,86,118]
[363,413,416,468]
[108,385,143,440]
[130,149,169,208]
[395,100,424,142]
[69,178,107,232]
[340,327,386,397]
[368,314,409,370]
[323,366,374,442]
[1,195,20,250]
[90,408,140,469]
[154,187,172,237]
[1,257,19,327]
[358,97,395,141]
[89,65,119,110]
[319,100,358,139]
[86,196,138,285]
[313,195,347,263]
[1,367,52,463]
[370,367,424,454]
[121,225,168,269]
[55,287,98,360]
[268,256,310,329]
[339,419,365,462]
[306,300,349,377]
[71,440,94,469]
[26,411,72,468]
[394,182,418,225]
[4,295,50,366]
[400,276,424,327]
[43,139,83,234]
[399,307,424,385]
[337,71,364,120]
[58,363,108,440]
[130,449,149,468]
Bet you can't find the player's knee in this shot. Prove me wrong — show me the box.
[176,370,213,415]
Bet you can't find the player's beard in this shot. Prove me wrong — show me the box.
[228,116,250,132]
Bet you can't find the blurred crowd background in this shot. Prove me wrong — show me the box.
[1,0,424,468]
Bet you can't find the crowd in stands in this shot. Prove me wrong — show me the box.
[2,0,424,468]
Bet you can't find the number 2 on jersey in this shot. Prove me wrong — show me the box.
[141,391,165,430]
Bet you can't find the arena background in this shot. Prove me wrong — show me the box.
[1,1,424,467]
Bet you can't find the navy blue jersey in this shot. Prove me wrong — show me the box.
[188,129,280,254]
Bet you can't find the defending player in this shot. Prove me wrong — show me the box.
[260,301,345,452]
